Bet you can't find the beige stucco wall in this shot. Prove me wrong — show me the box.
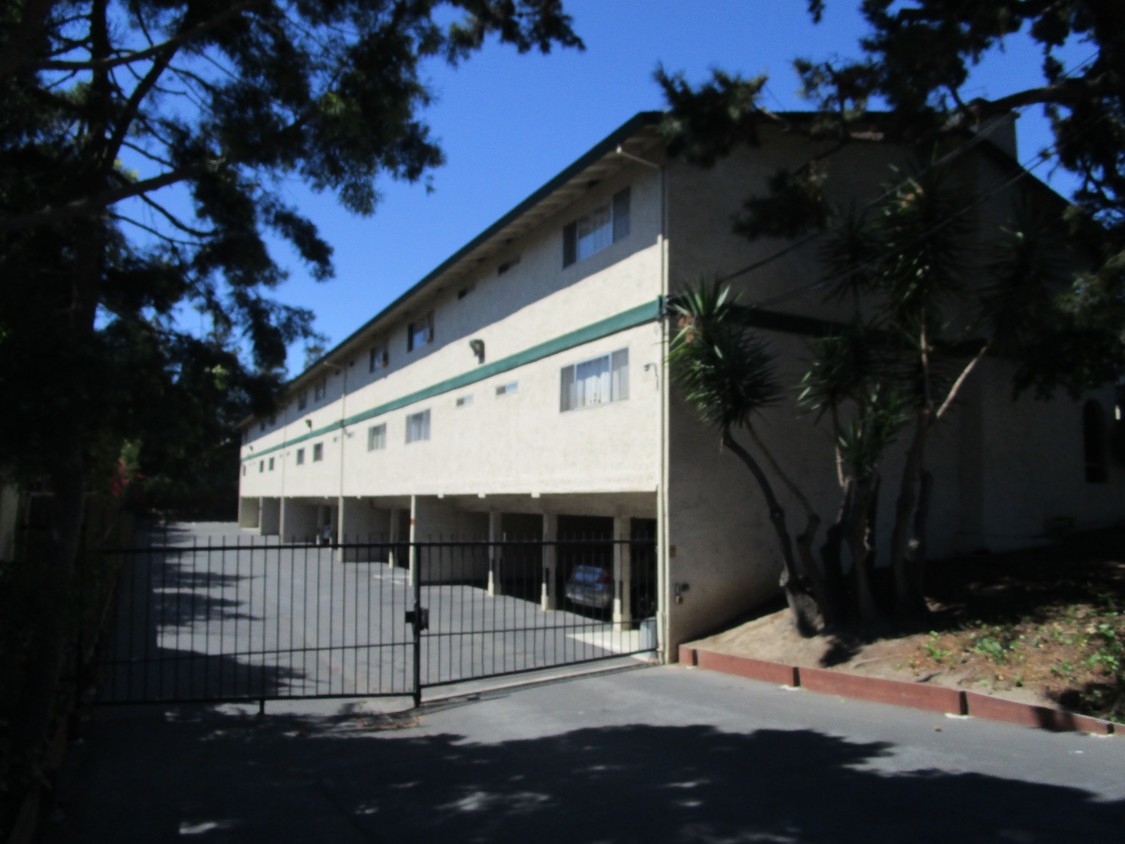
[239,159,666,518]
[660,129,1125,654]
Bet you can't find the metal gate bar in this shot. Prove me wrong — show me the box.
[97,533,414,705]
[96,526,658,707]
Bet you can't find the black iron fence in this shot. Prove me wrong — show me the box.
[95,525,658,707]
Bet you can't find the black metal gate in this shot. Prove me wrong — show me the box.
[96,525,657,707]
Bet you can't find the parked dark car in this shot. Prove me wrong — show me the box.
[564,565,614,610]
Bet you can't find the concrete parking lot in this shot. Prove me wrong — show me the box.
[101,522,649,704]
[48,664,1124,843]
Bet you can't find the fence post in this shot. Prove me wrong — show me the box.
[411,540,423,708]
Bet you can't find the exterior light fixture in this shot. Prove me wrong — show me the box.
[469,338,485,363]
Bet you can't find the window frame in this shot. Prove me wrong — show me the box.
[563,187,631,268]
[369,343,388,374]
[405,409,431,444]
[560,348,629,412]
[407,312,434,352]
[367,423,387,451]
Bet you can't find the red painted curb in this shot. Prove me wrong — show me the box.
[964,691,1116,735]
[696,650,799,686]
[799,665,965,715]
[686,647,1118,736]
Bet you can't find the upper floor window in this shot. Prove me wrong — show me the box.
[297,391,308,411]
[313,377,327,401]
[369,342,388,374]
[563,187,630,268]
[367,423,386,451]
[407,312,434,352]
[495,382,518,397]
[456,394,473,408]
[560,348,629,412]
[296,448,305,465]
[268,457,274,471]
[312,442,324,462]
[405,409,431,443]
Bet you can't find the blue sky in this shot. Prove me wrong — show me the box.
[251,1,1089,375]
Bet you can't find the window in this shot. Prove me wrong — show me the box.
[367,423,386,451]
[268,457,274,471]
[297,391,308,411]
[296,448,305,465]
[369,343,388,374]
[242,465,246,476]
[313,442,324,462]
[495,382,518,397]
[405,409,431,443]
[407,312,434,352]
[258,420,266,432]
[258,460,264,473]
[497,256,520,275]
[563,187,630,267]
[313,377,327,401]
[560,348,629,412]
[1084,400,1109,483]
[456,394,473,408]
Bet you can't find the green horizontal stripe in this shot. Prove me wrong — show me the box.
[243,298,662,463]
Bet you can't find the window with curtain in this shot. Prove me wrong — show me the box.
[367,423,386,451]
[406,409,431,443]
[560,348,629,412]
[562,187,631,267]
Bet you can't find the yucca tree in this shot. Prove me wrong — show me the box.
[669,282,823,634]
[799,322,908,629]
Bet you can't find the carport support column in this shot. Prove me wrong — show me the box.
[388,507,401,569]
[279,498,293,542]
[408,495,418,588]
[613,515,632,625]
[487,511,501,597]
[541,513,557,610]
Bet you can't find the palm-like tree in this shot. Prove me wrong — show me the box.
[669,282,822,634]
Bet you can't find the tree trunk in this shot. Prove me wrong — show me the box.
[906,468,934,607]
[722,430,820,635]
[844,477,880,631]
[889,409,932,620]
[13,464,84,765]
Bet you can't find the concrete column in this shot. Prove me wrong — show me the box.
[487,511,501,597]
[388,507,401,569]
[279,498,293,542]
[613,515,632,625]
[541,512,557,610]
[407,495,417,587]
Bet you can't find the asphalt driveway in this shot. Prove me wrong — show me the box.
[46,664,1124,843]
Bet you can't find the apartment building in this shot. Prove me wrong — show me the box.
[239,112,1124,657]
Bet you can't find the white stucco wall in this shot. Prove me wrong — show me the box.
[239,160,665,513]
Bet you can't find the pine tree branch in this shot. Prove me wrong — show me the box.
[33,0,264,73]
[0,163,213,232]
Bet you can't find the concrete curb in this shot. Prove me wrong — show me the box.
[679,645,1117,736]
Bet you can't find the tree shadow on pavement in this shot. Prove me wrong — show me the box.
[47,705,1125,844]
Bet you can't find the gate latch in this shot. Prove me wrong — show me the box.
[405,607,429,633]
